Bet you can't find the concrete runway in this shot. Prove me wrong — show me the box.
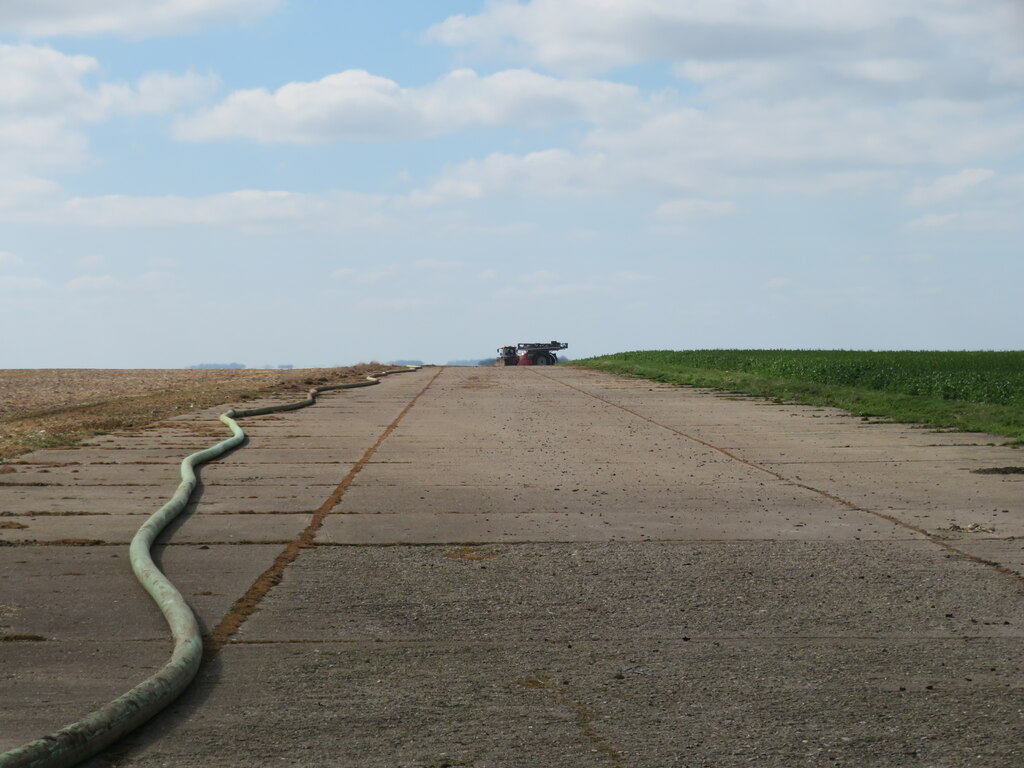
[2,365,1022,767]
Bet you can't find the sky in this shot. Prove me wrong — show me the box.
[1,0,1022,368]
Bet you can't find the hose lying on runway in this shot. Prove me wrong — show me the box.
[0,367,422,768]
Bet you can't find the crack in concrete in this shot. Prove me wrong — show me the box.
[514,677,624,767]
[204,367,443,654]
[224,634,1019,645]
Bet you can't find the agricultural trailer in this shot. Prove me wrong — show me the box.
[498,341,568,366]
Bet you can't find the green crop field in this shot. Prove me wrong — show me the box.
[575,350,1024,443]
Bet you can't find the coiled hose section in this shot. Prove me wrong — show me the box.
[0,367,422,768]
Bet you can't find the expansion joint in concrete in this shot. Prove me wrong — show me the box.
[204,367,443,654]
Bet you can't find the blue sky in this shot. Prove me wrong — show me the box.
[1,0,1022,368]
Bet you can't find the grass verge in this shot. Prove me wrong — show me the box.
[575,351,1024,445]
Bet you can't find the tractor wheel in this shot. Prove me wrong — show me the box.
[534,354,551,365]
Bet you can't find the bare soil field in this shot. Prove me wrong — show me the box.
[0,365,382,460]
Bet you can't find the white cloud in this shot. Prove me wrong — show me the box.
[429,0,1022,85]
[0,44,218,182]
[414,258,461,270]
[74,254,111,270]
[8,189,391,231]
[427,1,1024,208]
[586,101,1023,182]
[494,268,652,298]
[67,274,118,292]
[524,269,559,282]
[993,57,1024,86]
[0,117,90,175]
[0,176,60,208]
[902,169,1024,232]
[63,271,174,295]
[430,1,799,71]
[904,207,1019,232]
[0,0,280,38]
[895,253,937,263]
[653,198,735,222]
[354,297,432,311]
[906,168,996,206]
[174,68,640,143]
[0,274,45,292]
[409,149,612,206]
[406,90,1023,206]
[0,250,25,267]
[98,71,220,115]
[526,281,601,296]
[428,219,536,236]
[843,59,928,84]
[0,45,217,122]
[0,45,99,117]
[147,256,178,269]
[903,212,968,231]
[330,265,399,284]
[614,271,653,283]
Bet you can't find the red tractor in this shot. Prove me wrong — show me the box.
[498,341,568,366]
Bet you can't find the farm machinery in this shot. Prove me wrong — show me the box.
[498,341,568,366]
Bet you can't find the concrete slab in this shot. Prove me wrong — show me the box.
[0,642,169,752]
[757,459,1024,514]
[8,448,201,464]
[344,452,742,486]
[885,507,1023,539]
[91,635,1024,768]
[216,448,366,463]
[180,493,319,514]
[1,464,180,487]
[1,488,318,517]
[319,507,907,543]
[720,441,1024,463]
[947,538,1024,573]
[99,540,1024,767]
[90,642,605,767]
[0,544,284,640]
[1,485,176,516]
[239,542,1024,644]
[534,366,1024,553]
[194,463,350,486]
[0,513,309,544]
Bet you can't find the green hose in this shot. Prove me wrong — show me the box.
[0,367,421,768]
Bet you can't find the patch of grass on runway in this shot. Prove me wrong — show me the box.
[575,350,1024,443]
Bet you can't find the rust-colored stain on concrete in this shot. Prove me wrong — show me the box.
[512,675,625,766]
[444,546,499,560]
[513,676,550,688]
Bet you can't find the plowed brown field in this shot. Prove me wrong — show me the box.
[0,365,382,460]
